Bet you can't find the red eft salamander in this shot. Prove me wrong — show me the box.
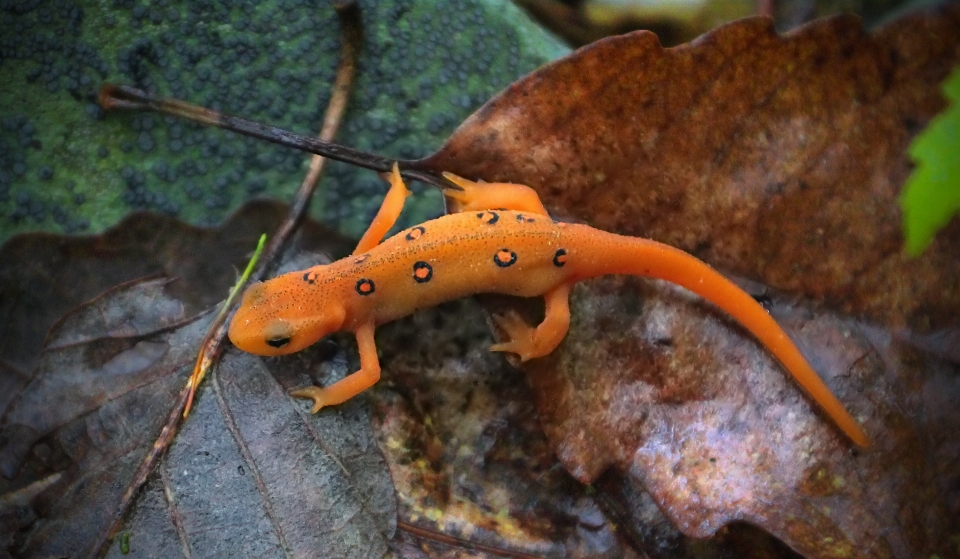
[228,165,870,447]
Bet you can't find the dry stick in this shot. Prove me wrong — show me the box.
[397,520,548,559]
[87,4,362,558]
[98,86,456,191]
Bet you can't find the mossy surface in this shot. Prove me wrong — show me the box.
[0,0,568,242]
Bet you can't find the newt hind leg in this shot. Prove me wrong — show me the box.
[491,284,572,361]
[442,172,549,216]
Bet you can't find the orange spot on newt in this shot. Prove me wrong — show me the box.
[494,249,517,267]
[413,261,433,283]
[355,278,375,295]
[405,226,425,241]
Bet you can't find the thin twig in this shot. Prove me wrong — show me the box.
[87,4,364,557]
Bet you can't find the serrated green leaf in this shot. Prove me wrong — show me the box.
[900,65,960,256]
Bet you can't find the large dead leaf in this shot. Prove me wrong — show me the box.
[409,7,960,559]
[418,8,960,334]
[0,202,309,418]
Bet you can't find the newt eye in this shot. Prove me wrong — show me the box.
[262,321,293,350]
[266,337,291,349]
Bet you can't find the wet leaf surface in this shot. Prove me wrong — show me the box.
[479,278,960,558]
[0,278,197,480]
[11,302,210,557]
[0,201,304,416]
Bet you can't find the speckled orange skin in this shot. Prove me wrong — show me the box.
[228,167,869,447]
[239,212,572,337]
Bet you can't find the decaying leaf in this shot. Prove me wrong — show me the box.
[0,277,198,480]
[372,299,638,559]
[0,202,301,417]
[0,207,397,558]
[480,277,959,558]
[3,280,209,556]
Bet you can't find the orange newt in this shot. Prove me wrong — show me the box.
[228,164,870,447]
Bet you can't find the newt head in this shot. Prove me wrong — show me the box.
[228,268,346,357]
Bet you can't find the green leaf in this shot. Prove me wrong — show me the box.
[900,65,960,256]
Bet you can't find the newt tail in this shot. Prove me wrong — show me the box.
[565,227,870,447]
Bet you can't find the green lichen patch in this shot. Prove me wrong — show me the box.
[0,0,568,242]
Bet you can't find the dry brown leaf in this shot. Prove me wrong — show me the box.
[418,8,960,334]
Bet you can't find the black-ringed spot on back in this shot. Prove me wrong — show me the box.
[493,249,517,268]
[412,261,433,283]
[354,253,370,264]
[516,213,535,223]
[405,226,425,241]
[355,278,376,296]
[553,248,568,268]
[302,271,318,284]
[476,211,499,225]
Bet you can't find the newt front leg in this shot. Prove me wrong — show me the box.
[290,322,380,412]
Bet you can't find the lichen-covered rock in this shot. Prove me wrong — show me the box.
[0,0,568,242]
